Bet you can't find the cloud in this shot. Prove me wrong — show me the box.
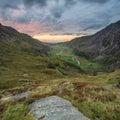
[17,15,31,24]
[80,0,109,4]
[51,6,64,18]
[64,0,109,7]
[0,0,120,39]
[0,0,21,9]
[50,32,82,36]
[24,0,47,7]
[65,0,77,7]
[50,4,65,19]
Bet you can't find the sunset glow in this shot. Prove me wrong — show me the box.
[0,0,120,42]
[33,34,84,43]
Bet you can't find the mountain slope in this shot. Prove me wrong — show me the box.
[66,20,120,65]
[0,23,49,56]
[0,23,85,89]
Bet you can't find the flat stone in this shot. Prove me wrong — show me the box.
[0,91,30,101]
[30,96,89,120]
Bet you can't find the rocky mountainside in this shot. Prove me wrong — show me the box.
[0,23,49,56]
[66,20,120,66]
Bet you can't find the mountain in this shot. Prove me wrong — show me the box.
[65,35,92,53]
[65,20,120,66]
[0,23,49,56]
[0,23,85,90]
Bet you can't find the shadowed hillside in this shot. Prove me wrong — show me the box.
[0,23,49,56]
[0,23,85,89]
[65,20,120,68]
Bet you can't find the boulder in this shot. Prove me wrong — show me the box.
[30,96,89,120]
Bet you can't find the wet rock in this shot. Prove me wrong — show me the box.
[30,96,89,120]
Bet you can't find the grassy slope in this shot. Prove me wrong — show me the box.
[0,69,120,120]
[0,44,120,120]
[0,43,83,89]
[51,45,103,72]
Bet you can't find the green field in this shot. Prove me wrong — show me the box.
[51,45,104,72]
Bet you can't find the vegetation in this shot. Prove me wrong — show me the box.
[73,49,90,60]
[51,45,104,73]
[0,69,120,120]
[0,44,120,120]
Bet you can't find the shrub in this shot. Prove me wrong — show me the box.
[48,63,59,69]
[73,49,90,60]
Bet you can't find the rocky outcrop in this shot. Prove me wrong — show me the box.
[30,96,89,120]
[0,91,30,102]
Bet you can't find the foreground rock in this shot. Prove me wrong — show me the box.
[0,91,30,102]
[30,96,89,120]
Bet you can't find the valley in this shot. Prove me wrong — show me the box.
[0,21,120,120]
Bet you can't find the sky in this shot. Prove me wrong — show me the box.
[0,0,120,42]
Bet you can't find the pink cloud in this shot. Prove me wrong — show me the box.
[0,17,4,23]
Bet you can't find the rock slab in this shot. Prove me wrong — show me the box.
[0,91,30,101]
[30,96,89,120]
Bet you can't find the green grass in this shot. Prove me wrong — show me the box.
[79,57,103,71]
[51,45,103,73]
[0,44,120,120]
[52,54,78,65]
[1,69,120,120]
[51,45,75,56]
[0,44,84,89]
[1,103,35,120]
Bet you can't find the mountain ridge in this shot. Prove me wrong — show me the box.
[65,20,120,65]
[0,23,49,56]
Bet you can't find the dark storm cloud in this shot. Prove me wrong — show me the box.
[0,0,120,36]
[65,0,109,6]
[17,15,31,24]
[65,0,77,7]
[51,6,65,19]
[0,0,47,9]
[1,3,18,9]
[78,17,109,31]
[80,0,109,4]
[0,0,22,21]
[24,0,47,7]
[83,24,104,31]
[0,0,20,9]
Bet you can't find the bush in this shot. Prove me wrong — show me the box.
[73,49,90,60]
[48,63,59,69]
